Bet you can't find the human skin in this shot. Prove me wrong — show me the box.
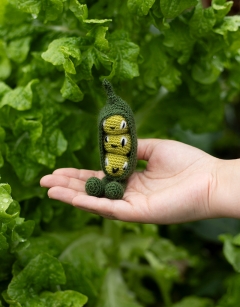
[40,139,240,224]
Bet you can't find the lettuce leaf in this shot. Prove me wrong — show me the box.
[127,0,155,16]
[0,79,39,111]
[97,269,143,307]
[4,253,87,306]
[42,37,82,74]
[160,0,197,19]
[18,0,63,22]
[219,234,240,272]
[108,31,140,80]
[0,182,35,283]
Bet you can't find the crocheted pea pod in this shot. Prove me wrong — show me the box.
[85,79,137,199]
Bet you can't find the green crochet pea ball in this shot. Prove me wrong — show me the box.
[105,182,124,199]
[85,177,104,197]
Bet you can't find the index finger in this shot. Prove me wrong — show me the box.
[52,168,104,181]
[137,139,163,161]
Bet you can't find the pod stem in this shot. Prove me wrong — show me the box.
[102,79,118,104]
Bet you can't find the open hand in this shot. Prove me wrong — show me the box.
[40,139,226,224]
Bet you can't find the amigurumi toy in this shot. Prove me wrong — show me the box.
[85,79,138,199]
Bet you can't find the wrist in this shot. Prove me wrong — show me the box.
[210,158,240,219]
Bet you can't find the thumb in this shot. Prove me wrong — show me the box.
[137,139,162,161]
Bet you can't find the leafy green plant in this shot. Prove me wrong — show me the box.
[1,0,240,306]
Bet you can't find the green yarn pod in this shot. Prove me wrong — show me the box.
[99,80,138,181]
[85,80,137,199]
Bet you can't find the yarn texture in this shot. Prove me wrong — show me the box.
[104,134,131,155]
[85,177,104,197]
[105,182,124,199]
[85,79,138,199]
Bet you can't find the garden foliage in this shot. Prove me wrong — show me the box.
[1,0,240,306]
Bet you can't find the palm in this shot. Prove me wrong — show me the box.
[40,139,216,224]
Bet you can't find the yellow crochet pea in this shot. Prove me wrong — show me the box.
[105,153,129,177]
[103,115,129,135]
[104,133,131,155]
